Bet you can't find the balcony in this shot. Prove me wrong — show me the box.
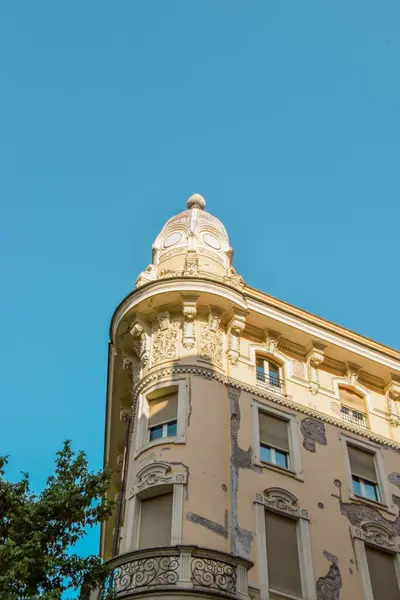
[256,370,285,394]
[340,405,368,428]
[96,545,252,600]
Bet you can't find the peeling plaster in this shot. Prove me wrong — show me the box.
[389,472,400,491]
[300,417,327,453]
[187,509,228,538]
[221,484,228,492]
[316,551,342,600]
[318,502,325,509]
[332,480,400,536]
[228,385,255,558]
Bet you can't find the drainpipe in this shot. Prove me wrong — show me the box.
[112,409,132,557]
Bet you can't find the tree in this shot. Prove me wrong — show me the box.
[0,441,115,600]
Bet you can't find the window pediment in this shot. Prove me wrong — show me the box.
[256,487,309,520]
[129,461,187,497]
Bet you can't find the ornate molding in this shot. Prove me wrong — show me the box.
[135,264,157,288]
[265,329,281,356]
[200,307,224,366]
[152,310,179,365]
[352,522,399,553]
[227,311,247,365]
[129,462,187,497]
[359,371,385,392]
[256,487,309,520]
[346,362,361,387]
[122,354,141,385]
[120,407,132,422]
[130,365,400,450]
[278,337,307,358]
[385,375,400,428]
[223,266,245,290]
[307,342,326,395]
[323,356,347,375]
[184,253,199,277]
[181,295,198,351]
[130,321,150,367]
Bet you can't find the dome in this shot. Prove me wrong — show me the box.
[135,194,244,289]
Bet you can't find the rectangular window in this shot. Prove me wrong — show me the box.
[138,492,173,549]
[348,445,380,502]
[148,391,178,442]
[365,546,400,600]
[259,412,290,470]
[265,511,302,598]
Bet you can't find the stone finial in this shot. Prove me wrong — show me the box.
[187,193,206,210]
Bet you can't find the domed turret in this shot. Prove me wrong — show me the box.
[135,194,244,289]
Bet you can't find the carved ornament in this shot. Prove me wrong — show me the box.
[181,295,198,351]
[346,362,361,387]
[130,321,149,367]
[200,307,224,366]
[307,342,326,395]
[152,311,179,365]
[353,522,398,552]
[129,461,187,497]
[223,266,245,290]
[265,329,281,356]
[135,264,157,288]
[227,311,247,365]
[256,487,309,520]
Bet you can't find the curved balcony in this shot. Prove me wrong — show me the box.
[97,545,252,600]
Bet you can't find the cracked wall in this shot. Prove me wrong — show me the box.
[316,551,342,600]
[300,417,328,452]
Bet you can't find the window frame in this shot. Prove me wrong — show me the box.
[134,378,187,457]
[252,401,303,481]
[122,461,187,553]
[341,433,394,513]
[255,488,316,600]
[256,355,284,391]
[352,523,400,600]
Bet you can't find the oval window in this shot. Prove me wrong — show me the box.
[203,233,221,250]
[163,232,183,248]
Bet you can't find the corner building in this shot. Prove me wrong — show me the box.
[99,195,400,600]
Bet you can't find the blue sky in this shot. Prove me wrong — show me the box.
[1,0,399,566]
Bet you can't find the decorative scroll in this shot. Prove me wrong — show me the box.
[152,310,179,365]
[256,487,309,520]
[353,522,398,553]
[191,557,236,593]
[99,555,180,598]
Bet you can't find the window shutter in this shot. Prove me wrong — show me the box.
[265,511,302,597]
[348,446,377,482]
[259,413,289,452]
[138,492,173,549]
[339,388,365,412]
[366,546,400,600]
[148,392,178,427]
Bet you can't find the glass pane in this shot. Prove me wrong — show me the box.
[364,480,380,502]
[260,444,272,463]
[275,450,288,469]
[167,420,177,437]
[269,364,280,386]
[352,476,362,496]
[149,424,163,441]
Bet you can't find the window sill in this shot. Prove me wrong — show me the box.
[349,492,397,516]
[255,458,304,482]
[269,588,302,600]
[134,436,185,459]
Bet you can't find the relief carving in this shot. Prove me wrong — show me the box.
[129,461,188,497]
[181,295,198,351]
[307,342,326,395]
[201,307,223,366]
[130,321,149,367]
[353,521,398,552]
[227,312,246,365]
[259,487,309,520]
[152,310,179,365]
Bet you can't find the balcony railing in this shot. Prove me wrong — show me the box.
[96,546,252,600]
[340,405,368,428]
[256,370,285,393]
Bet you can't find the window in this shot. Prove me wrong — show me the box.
[138,491,173,549]
[256,356,282,389]
[265,511,302,598]
[259,412,290,470]
[147,391,178,442]
[365,546,400,600]
[339,387,367,428]
[348,445,380,502]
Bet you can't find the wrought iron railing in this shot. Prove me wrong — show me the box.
[340,405,367,428]
[96,546,252,599]
[256,370,285,392]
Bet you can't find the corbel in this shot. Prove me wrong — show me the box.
[265,329,281,355]
[208,305,223,332]
[130,320,150,367]
[226,310,247,365]
[346,362,361,388]
[306,341,326,395]
[385,374,400,427]
[181,295,199,351]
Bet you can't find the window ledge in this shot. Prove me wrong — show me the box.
[255,459,304,482]
[349,493,397,516]
[269,588,303,600]
[134,436,185,459]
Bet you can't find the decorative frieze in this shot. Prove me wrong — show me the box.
[200,307,224,367]
[152,310,179,365]
[227,311,247,365]
[307,342,326,395]
[181,295,198,351]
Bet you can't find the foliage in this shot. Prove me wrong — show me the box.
[0,441,115,600]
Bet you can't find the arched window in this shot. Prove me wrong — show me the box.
[339,387,368,428]
[256,355,283,390]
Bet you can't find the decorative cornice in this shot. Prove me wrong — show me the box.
[278,337,307,358]
[323,356,347,375]
[131,365,400,450]
[359,371,385,392]
[255,487,309,520]
[352,522,399,553]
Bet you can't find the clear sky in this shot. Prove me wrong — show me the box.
[1,0,399,570]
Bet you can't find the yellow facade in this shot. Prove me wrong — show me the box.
[99,195,400,600]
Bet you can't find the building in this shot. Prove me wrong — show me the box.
[99,194,400,600]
